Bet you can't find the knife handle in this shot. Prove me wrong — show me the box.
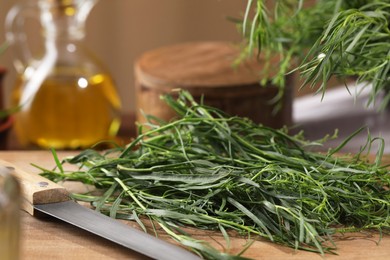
[0,159,70,216]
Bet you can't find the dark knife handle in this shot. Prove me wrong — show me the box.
[0,159,70,216]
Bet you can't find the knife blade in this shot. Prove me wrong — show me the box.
[0,160,201,260]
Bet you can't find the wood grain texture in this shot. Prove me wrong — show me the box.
[134,41,293,128]
[135,42,271,89]
[0,151,389,260]
[0,159,70,216]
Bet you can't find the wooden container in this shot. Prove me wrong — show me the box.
[134,42,293,128]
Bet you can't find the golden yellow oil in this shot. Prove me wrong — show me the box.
[12,72,122,149]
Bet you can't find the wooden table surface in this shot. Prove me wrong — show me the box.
[1,150,389,260]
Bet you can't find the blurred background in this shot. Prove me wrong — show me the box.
[1,0,387,153]
[0,0,248,114]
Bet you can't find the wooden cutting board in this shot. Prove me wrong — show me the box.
[1,150,389,260]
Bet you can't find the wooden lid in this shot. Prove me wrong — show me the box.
[135,41,277,91]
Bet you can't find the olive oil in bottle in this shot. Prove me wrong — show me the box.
[12,71,121,149]
[6,0,122,149]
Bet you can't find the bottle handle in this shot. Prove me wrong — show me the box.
[5,3,40,75]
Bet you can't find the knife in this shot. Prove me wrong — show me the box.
[0,160,201,260]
